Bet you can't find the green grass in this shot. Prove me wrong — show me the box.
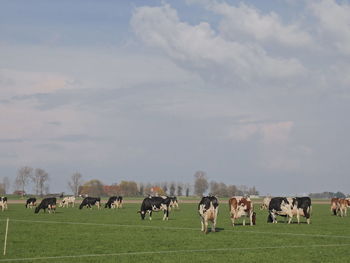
[0,203,349,262]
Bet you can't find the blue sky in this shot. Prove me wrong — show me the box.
[1,0,350,195]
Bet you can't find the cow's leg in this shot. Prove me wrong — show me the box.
[212,209,218,232]
[231,215,235,227]
[242,218,246,226]
[149,210,152,221]
[297,210,300,224]
[204,218,209,234]
[200,217,205,232]
[250,212,253,226]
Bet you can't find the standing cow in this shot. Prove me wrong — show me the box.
[260,197,271,210]
[198,196,219,233]
[105,196,123,209]
[138,196,171,220]
[268,197,294,224]
[0,197,8,211]
[59,196,76,208]
[331,198,340,215]
[79,197,101,209]
[35,198,57,214]
[229,196,256,227]
[336,199,350,217]
[292,197,312,224]
[26,198,37,209]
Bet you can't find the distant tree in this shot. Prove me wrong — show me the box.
[177,184,183,196]
[139,183,144,196]
[68,172,83,196]
[185,187,190,197]
[80,179,105,197]
[169,182,176,196]
[119,181,139,196]
[335,191,346,198]
[31,168,49,196]
[218,182,228,197]
[227,184,238,197]
[210,181,220,196]
[194,171,208,196]
[162,183,168,195]
[2,177,10,194]
[0,184,5,195]
[15,166,33,196]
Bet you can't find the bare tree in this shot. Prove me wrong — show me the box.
[161,182,168,195]
[169,182,176,196]
[31,168,49,196]
[194,171,208,196]
[2,177,10,194]
[15,166,33,196]
[177,183,183,196]
[68,172,83,196]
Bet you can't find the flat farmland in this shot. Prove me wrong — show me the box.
[0,202,349,263]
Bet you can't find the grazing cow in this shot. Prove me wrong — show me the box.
[260,197,271,210]
[338,199,350,217]
[79,197,101,209]
[0,197,7,211]
[35,197,57,214]
[138,196,171,220]
[268,197,294,224]
[59,196,76,208]
[292,197,312,224]
[26,198,37,209]
[169,196,179,209]
[198,196,219,233]
[105,196,123,209]
[331,198,340,215]
[229,197,256,227]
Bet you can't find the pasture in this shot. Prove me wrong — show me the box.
[0,202,349,262]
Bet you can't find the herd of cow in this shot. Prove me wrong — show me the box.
[1,194,349,234]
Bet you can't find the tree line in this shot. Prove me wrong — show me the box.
[3,167,259,198]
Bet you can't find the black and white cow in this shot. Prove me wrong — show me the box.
[169,196,179,209]
[34,197,56,214]
[26,198,37,209]
[105,196,123,209]
[198,196,219,233]
[267,197,294,224]
[292,197,312,224]
[79,197,101,209]
[138,196,171,220]
[268,197,312,224]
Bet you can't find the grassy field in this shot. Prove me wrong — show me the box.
[0,202,349,263]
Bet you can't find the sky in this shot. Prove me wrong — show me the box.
[1,0,350,196]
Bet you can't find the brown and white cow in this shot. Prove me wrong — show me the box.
[198,196,219,233]
[338,199,350,217]
[229,196,256,227]
[331,198,340,216]
[260,197,271,210]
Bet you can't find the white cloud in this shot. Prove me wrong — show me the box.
[310,0,350,55]
[131,4,306,87]
[208,2,313,48]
